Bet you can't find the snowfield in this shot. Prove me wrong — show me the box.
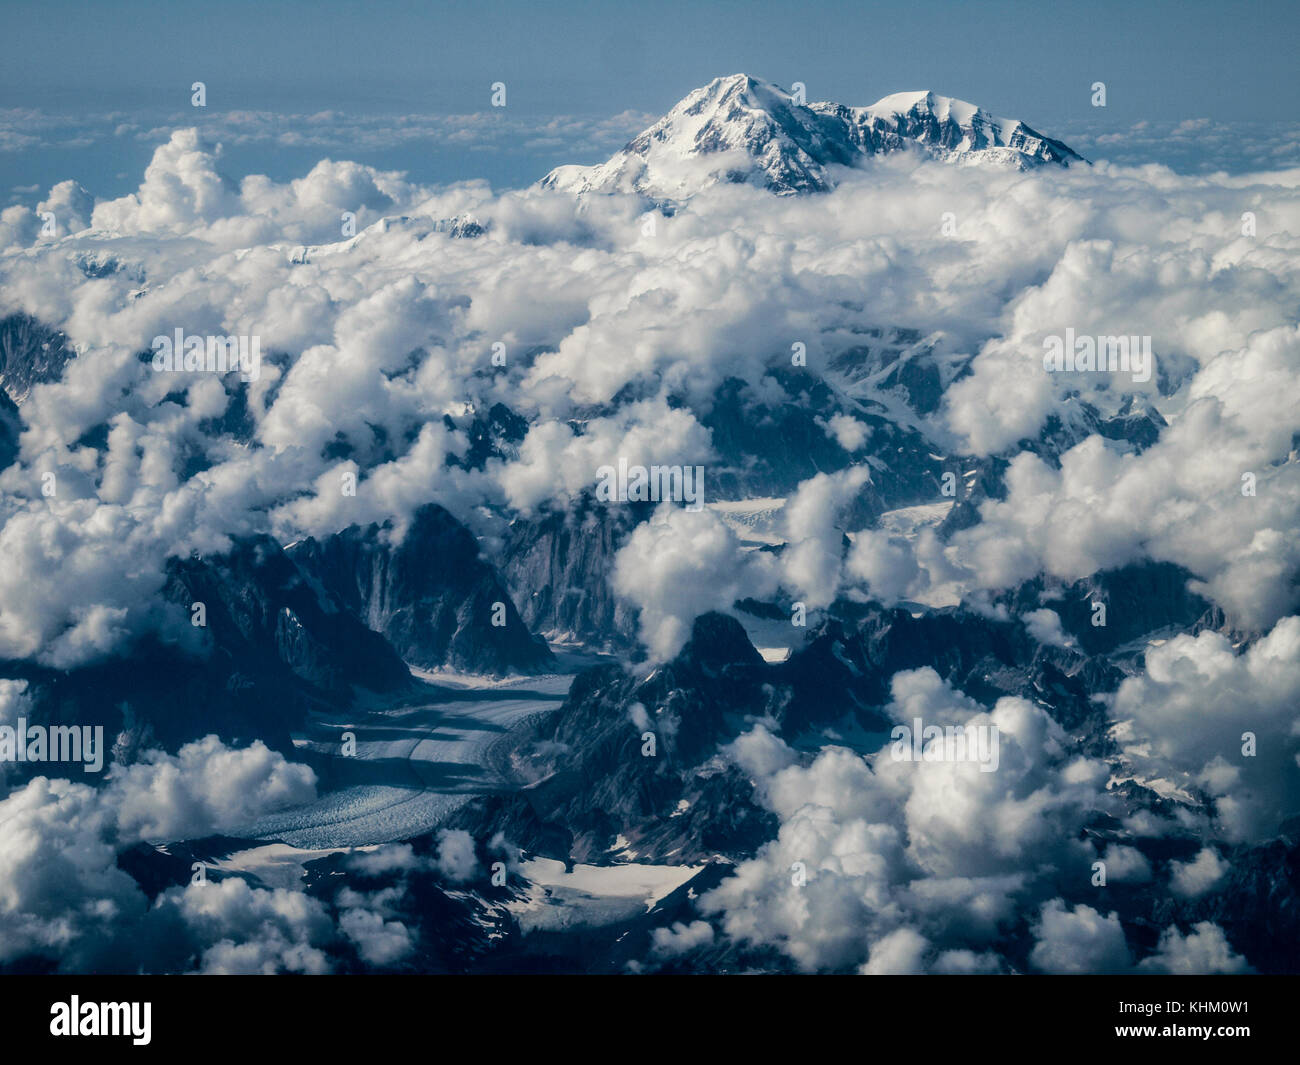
[506,857,704,932]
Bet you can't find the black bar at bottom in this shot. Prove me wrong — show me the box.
[1,973,1290,1052]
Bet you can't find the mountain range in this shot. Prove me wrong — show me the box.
[541,74,1084,204]
[0,73,1293,979]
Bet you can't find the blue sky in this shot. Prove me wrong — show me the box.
[4,0,1299,196]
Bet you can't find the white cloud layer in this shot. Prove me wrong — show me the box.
[0,128,1297,673]
[699,669,1117,971]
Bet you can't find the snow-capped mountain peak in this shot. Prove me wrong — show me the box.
[846,88,1073,165]
[540,74,1083,204]
[871,89,979,120]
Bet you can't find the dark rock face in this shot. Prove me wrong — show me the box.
[449,597,1142,871]
[702,374,883,514]
[104,832,527,975]
[72,251,145,283]
[289,503,554,676]
[1099,396,1168,451]
[826,333,949,415]
[498,496,647,650]
[821,603,1035,704]
[1020,396,1170,467]
[1072,826,1300,975]
[820,601,1127,752]
[452,613,783,865]
[937,456,1009,539]
[445,594,1125,871]
[440,215,485,239]
[321,597,1292,974]
[448,611,909,865]
[1,634,308,764]
[1175,836,1300,974]
[454,402,528,471]
[0,534,417,765]
[0,503,563,772]
[289,834,738,974]
[1001,561,1219,655]
[0,388,20,472]
[166,534,413,699]
[0,312,73,404]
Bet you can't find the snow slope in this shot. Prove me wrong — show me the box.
[541,74,1083,204]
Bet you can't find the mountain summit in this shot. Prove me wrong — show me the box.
[541,74,1083,202]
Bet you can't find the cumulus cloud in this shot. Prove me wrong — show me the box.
[1099,844,1153,884]
[346,843,428,876]
[845,528,923,605]
[612,504,778,660]
[1168,848,1229,898]
[1022,607,1074,649]
[155,873,335,972]
[0,775,144,967]
[1137,921,1253,974]
[781,468,871,609]
[499,399,713,516]
[950,327,1300,631]
[859,926,930,974]
[338,907,415,966]
[0,502,182,666]
[107,735,317,840]
[1028,900,1132,974]
[1,126,1298,674]
[434,828,480,883]
[152,877,333,974]
[0,736,316,969]
[38,181,94,238]
[822,413,871,452]
[651,919,715,957]
[93,130,241,236]
[2,97,1294,980]
[1109,617,1300,842]
[691,664,1256,974]
[0,204,40,251]
[698,669,1112,972]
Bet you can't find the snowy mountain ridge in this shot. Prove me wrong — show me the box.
[541,74,1084,203]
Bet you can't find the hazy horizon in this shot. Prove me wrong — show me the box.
[5,0,1299,198]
